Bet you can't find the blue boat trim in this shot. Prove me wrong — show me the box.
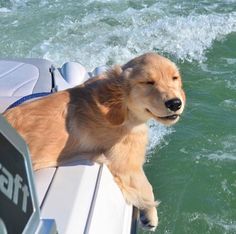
[7,92,52,110]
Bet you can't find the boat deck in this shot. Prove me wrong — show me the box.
[35,162,133,234]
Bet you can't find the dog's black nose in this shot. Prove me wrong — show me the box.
[165,98,182,112]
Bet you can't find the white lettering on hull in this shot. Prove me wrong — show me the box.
[0,163,29,213]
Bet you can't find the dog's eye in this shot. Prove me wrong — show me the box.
[145,80,155,85]
[172,76,178,81]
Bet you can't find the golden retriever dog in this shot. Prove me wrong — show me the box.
[3,52,185,231]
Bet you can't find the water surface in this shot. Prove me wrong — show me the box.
[1,1,236,233]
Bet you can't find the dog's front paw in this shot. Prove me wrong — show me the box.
[140,207,158,231]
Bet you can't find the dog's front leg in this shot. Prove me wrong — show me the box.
[111,167,158,231]
[129,168,159,231]
[106,142,158,231]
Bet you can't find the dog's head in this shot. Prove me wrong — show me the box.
[99,53,185,126]
[122,53,185,126]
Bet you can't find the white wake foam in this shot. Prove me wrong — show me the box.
[221,99,236,109]
[0,0,28,11]
[30,8,236,68]
[0,7,11,12]
[147,120,173,153]
[188,213,236,232]
[197,135,236,162]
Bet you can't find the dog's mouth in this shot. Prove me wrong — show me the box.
[146,109,180,121]
[159,114,179,120]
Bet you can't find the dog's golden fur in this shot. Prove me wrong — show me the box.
[3,53,185,230]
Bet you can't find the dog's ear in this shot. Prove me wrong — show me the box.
[101,83,127,126]
[106,101,127,126]
[97,66,132,126]
[97,95,127,126]
[106,67,133,125]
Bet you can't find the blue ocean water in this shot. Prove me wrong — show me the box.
[1,0,236,233]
